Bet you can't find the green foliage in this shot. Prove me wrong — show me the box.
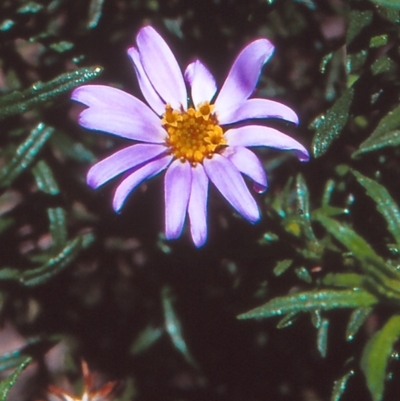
[0,123,53,187]
[0,67,102,121]
[361,315,400,401]
[310,87,354,158]
[0,358,31,401]
[238,290,377,319]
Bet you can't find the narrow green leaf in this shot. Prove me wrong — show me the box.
[273,259,293,276]
[331,370,354,401]
[296,174,310,219]
[311,87,354,158]
[369,35,388,48]
[0,358,31,401]
[354,130,400,156]
[21,233,94,287]
[294,267,312,283]
[346,10,373,45]
[237,290,377,320]
[47,208,67,251]
[370,0,400,9]
[354,103,400,156]
[276,312,298,328]
[312,206,349,218]
[0,218,14,235]
[0,66,102,121]
[130,325,164,355]
[316,215,399,280]
[17,2,44,14]
[0,123,53,187]
[317,318,329,358]
[346,307,373,341]
[32,160,59,195]
[371,55,396,75]
[361,315,400,401]
[50,131,96,163]
[322,273,363,289]
[352,170,400,245]
[87,0,105,29]
[162,286,198,368]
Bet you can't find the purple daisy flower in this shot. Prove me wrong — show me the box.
[71,26,309,247]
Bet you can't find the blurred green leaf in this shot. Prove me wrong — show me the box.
[296,173,310,219]
[0,123,53,187]
[32,160,60,195]
[48,208,67,251]
[49,41,74,53]
[346,10,373,45]
[316,215,399,281]
[346,307,373,341]
[311,87,354,158]
[0,358,31,401]
[352,170,400,244]
[0,233,94,286]
[369,34,388,48]
[130,325,164,356]
[276,312,298,329]
[354,103,400,156]
[317,318,329,358]
[237,289,377,320]
[162,286,198,368]
[50,131,96,163]
[0,66,102,121]
[361,315,400,401]
[322,273,363,289]
[17,2,44,14]
[294,267,312,283]
[87,0,105,29]
[331,370,354,401]
[369,0,400,9]
[0,217,14,235]
[273,259,293,276]
[371,55,396,75]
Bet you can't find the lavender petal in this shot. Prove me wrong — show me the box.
[225,125,309,162]
[136,26,187,110]
[127,47,166,115]
[214,39,274,116]
[203,154,260,223]
[87,144,167,189]
[217,98,299,126]
[184,60,217,107]
[164,160,192,239]
[221,146,267,193]
[113,154,173,212]
[188,163,209,247]
[78,107,166,143]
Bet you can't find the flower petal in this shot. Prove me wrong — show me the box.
[203,154,260,223]
[113,154,173,212]
[136,26,187,110]
[217,98,299,126]
[87,144,167,189]
[78,107,166,143]
[184,60,217,107]
[127,47,166,115]
[71,85,160,124]
[164,160,192,240]
[225,125,309,162]
[214,39,274,115]
[221,146,267,193]
[188,163,209,247]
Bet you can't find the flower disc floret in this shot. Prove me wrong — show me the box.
[162,102,226,164]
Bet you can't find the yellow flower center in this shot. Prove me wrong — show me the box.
[162,102,227,164]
